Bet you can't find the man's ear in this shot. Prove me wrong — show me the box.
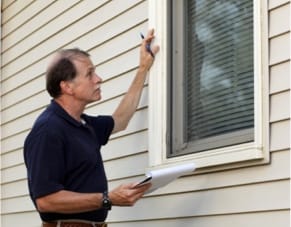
[60,80,74,95]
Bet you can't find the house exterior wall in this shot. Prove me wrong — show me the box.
[0,0,290,227]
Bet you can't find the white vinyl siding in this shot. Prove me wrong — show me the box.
[1,0,290,226]
[107,150,290,226]
[268,1,290,155]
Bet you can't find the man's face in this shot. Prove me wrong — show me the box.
[69,56,102,104]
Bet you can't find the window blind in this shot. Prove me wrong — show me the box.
[183,0,254,152]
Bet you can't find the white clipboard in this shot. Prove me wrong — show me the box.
[134,163,196,194]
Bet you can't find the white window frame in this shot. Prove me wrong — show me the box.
[148,0,269,170]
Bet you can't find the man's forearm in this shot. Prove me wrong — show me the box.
[112,29,158,134]
[112,67,148,133]
[36,190,103,214]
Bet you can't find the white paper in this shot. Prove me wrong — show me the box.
[135,163,196,194]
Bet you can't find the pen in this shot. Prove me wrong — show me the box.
[140,32,155,58]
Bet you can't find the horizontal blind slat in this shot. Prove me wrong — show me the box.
[178,0,254,152]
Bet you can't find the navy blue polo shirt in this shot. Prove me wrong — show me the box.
[24,100,114,222]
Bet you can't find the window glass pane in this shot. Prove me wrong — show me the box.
[171,0,254,155]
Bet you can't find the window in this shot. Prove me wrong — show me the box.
[148,0,268,168]
[170,0,254,157]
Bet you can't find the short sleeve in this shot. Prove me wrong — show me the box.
[24,128,65,199]
[83,115,114,145]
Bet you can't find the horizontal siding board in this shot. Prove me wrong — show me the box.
[95,71,144,107]
[1,109,41,153]
[86,85,148,118]
[2,0,108,64]
[270,120,290,151]
[108,180,290,221]
[89,24,145,66]
[102,131,148,161]
[2,211,40,227]
[107,210,290,227]
[2,0,81,53]
[2,0,55,37]
[270,91,290,122]
[110,108,148,139]
[1,179,28,199]
[2,210,290,227]
[1,57,48,96]
[104,152,148,181]
[1,0,35,25]
[1,128,32,154]
[96,48,140,81]
[1,83,46,111]
[1,0,142,80]
[64,1,147,54]
[270,61,290,94]
[1,149,23,169]
[269,33,290,65]
[1,111,40,140]
[1,93,49,137]
[149,150,290,196]
[1,164,27,184]
[2,195,35,214]
[1,0,15,11]
[269,0,290,10]
[269,3,290,37]
[1,82,48,123]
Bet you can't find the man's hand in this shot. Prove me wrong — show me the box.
[109,182,151,206]
[139,29,160,71]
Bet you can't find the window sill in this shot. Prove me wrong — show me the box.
[148,142,269,174]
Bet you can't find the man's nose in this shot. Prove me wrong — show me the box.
[94,73,102,83]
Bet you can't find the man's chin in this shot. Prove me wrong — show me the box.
[90,96,101,103]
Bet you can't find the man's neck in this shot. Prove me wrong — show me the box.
[54,97,85,122]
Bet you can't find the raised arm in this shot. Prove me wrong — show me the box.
[112,29,159,134]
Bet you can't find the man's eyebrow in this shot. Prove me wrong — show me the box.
[86,66,96,75]
[89,65,96,70]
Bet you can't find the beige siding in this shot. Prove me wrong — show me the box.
[1,0,290,227]
[110,180,289,220]
[109,210,290,227]
[107,149,290,225]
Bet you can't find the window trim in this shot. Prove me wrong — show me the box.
[148,0,269,169]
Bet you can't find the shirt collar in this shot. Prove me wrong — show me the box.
[49,100,84,127]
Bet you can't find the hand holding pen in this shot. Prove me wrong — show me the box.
[140,32,155,58]
[139,29,159,70]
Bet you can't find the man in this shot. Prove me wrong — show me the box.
[24,29,159,227]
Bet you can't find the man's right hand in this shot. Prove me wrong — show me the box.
[109,182,151,206]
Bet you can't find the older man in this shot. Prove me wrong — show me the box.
[24,29,159,227]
